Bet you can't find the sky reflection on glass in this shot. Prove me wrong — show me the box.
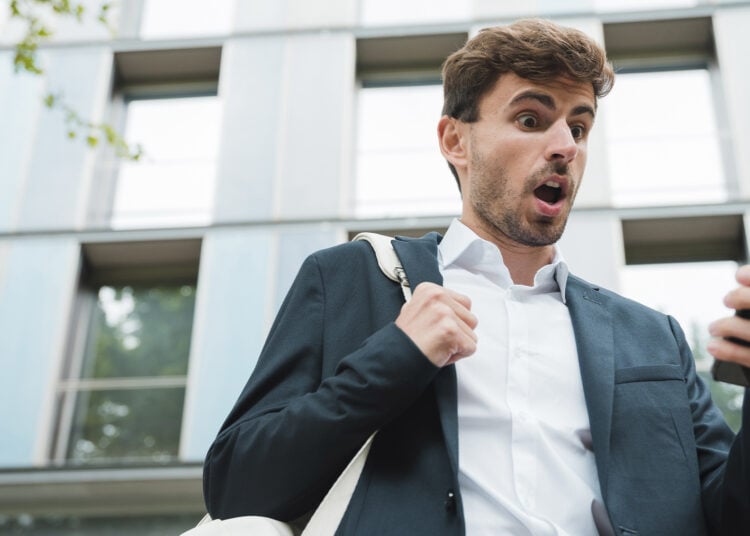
[112,96,220,229]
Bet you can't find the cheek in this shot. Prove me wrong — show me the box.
[568,147,587,180]
[576,144,588,169]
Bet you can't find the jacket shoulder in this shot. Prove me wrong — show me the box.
[567,273,670,322]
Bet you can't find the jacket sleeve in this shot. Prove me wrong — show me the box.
[670,316,750,534]
[203,252,441,521]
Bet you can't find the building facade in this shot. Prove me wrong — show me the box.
[1,0,750,533]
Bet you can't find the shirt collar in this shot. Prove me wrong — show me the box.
[438,218,569,303]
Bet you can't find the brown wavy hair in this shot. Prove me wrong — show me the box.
[441,18,615,186]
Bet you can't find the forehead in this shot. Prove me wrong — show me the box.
[481,72,596,114]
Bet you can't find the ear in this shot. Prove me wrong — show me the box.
[438,115,469,171]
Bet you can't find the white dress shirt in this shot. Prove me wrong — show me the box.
[439,219,602,535]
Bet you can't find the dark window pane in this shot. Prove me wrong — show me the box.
[66,388,185,464]
[81,285,195,378]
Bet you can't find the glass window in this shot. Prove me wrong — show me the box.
[595,0,697,11]
[355,83,461,217]
[112,94,221,229]
[359,0,470,26]
[604,69,726,207]
[620,260,743,430]
[140,0,234,39]
[55,283,196,464]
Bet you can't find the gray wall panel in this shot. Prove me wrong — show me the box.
[181,228,273,461]
[0,238,79,467]
[0,53,44,232]
[559,212,623,291]
[16,48,111,231]
[276,33,355,220]
[213,38,285,223]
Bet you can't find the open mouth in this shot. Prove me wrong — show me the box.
[533,181,563,205]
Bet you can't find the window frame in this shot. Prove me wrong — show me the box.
[87,46,222,230]
[601,16,738,205]
[50,239,201,467]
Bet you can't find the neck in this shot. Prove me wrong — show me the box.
[497,244,555,286]
[460,218,556,286]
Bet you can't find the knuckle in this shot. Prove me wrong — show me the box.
[439,319,459,339]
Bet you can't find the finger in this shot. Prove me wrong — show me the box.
[709,315,750,342]
[448,297,478,330]
[736,265,750,287]
[446,332,478,363]
[444,288,472,310]
[454,310,479,344]
[724,286,750,310]
[707,337,750,367]
[411,284,477,329]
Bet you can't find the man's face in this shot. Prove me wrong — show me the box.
[453,72,596,249]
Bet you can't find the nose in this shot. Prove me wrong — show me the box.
[545,119,578,164]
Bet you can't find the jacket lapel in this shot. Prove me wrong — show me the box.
[390,236,617,495]
[392,233,443,291]
[565,275,615,500]
[392,234,460,478]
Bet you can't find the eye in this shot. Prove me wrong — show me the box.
[570,125,586,140]
[517,114,538,129]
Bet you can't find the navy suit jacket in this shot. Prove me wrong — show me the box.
[203,233,750,535]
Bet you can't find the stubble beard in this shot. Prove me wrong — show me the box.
[469,157,573,248]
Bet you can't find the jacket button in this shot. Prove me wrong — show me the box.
[445,490,456,513]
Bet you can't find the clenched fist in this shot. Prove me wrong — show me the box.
[395,282,478,367]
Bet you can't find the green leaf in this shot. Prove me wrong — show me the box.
[103,124,117,144]
[13,0,139,159]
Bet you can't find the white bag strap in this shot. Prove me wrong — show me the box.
[352,232,411,301]
[301,433,375,535]
[304,233,412,534]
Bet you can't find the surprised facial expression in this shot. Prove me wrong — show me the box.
[457,73,596,249]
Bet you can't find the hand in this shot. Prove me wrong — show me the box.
[395,282,478,367]
[708,265,750,366]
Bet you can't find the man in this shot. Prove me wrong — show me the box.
[204,19,750,535]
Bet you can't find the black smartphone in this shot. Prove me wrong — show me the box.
[711,309,750,387]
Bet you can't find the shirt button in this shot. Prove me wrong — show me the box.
[444,489,456,513]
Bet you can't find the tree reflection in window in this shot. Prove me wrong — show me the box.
[65,284,195,464]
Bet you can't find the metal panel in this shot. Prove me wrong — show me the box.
[16,48,111,232]
[180,228,273,461]
[276,32,356,219]
[212,38,285,223]
[0,238,79,467]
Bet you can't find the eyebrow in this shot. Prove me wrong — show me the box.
[509,90,596,120]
